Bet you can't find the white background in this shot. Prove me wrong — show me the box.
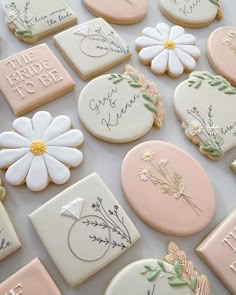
[0,1,236,294]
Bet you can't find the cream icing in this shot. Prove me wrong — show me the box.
[0,111,84,192]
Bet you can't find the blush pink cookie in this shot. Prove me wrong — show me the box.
[121,141,215,236]
[207,26,236,86]
[0,44,75,116]
[197,209,236,295]
[1,258,61,294]
[82,0,147,25]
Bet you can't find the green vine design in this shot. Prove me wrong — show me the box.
[188,73,236,94]
[108,72,159,114]
[141,260,197,291]
[209,0,219,5]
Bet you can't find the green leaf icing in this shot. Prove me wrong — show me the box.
[209,0,219,5]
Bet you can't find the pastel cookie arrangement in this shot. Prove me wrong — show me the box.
[0,0,235,294]
[78,65,164,143]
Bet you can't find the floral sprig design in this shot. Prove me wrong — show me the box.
[122,0,136,7]
[84,197,132,250]
[138,150,202,215]
[222,30,236,55]
[108,65,164,129]
[5,1,34,39]
[188,72,236,94]
[186,106,223,158]
[141,260,197,292]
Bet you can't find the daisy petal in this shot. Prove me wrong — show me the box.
[156,23,170,40]
[176,45,201,58]
[42,115,71,143]
[13,117,34,140]
[26,156,48,191]
[135,36,162,47]
[47,130,84,147]
[46,147,83,167]
[168,50,184,76]
[0,132,30,148]
[142,27,162,41]
[139,45,165,62]
[169,26,185,41]
[0,148,29,168]
[151,49,169,74]
[174,48,196,70]
[175,34,196,45]
[44,154,70,184]
[5,153,33,185]
[32,111,52,139]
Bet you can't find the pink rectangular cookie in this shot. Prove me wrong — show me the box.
[197,209,236,294]
[1,258,61,294]
[0,44,75,116]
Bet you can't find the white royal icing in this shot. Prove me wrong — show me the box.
[0,111,84,192]
[135,23,200,77]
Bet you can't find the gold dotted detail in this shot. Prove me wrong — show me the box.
[30,141,46,155]
[164,40,176,49]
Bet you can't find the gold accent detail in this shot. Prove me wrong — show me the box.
[164,40,176,49]
[30,141,46,155]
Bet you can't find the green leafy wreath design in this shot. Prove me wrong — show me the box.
[188,72,236,94]
[142,260,197,291]
[108,72,159,114]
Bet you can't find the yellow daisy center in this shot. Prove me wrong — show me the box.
[164,40,176,49]
[30,140,46,155]
[144,153,152,159]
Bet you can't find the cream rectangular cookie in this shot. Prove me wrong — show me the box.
[29,173,141,287]
[2,0,77,43]
[0,44,75,116]
[54,18,132,80]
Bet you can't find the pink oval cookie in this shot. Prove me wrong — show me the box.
[121,141,215,236]
[207,26,236,86]
[82,0,147,25]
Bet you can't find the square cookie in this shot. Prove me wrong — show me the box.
[197,209,236,294]
[1,258,61,294]
[54,18,132,80]
[0,202,21,261]
[2,0,77,43]
[0,44,75,116]
[29,173,141,287]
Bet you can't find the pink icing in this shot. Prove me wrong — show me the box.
[207,26,236,86]
[121,141,215,236]
[82,0,147,23]
[197,209,236,295]
[0,44,75,116]
[1,258,61,294]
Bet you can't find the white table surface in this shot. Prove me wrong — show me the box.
[0,1,235,294]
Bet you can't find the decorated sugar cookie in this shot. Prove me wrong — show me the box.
[2,0,77,43]
[82,0,147,25]
[121,141,215,236]
[105,241,210,295]
[29,173,140,287]
[0,179,21,261]
[135,23,200,78]
[54,18,132,81]
[159,0,223,28]
[174,71,236,172]
[0,44,75,116]
[78,65,164,143]
[197,209,236,294]
[0,111,84,192]
[207,27,236,86]
[1,258,61,294]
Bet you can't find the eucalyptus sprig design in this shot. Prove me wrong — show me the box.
[142,260,197,292]
[86,197,132,250]
[5,1,34,39]
[188,72,236,94]
[138,151,202,215]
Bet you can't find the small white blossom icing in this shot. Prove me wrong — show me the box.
[187,120,203,136]
[135,23,200,77]
[138,149,155,161]
[0,111,84,192]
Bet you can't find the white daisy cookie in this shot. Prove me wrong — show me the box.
[135,23,200,78]
[0,111,84,192]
